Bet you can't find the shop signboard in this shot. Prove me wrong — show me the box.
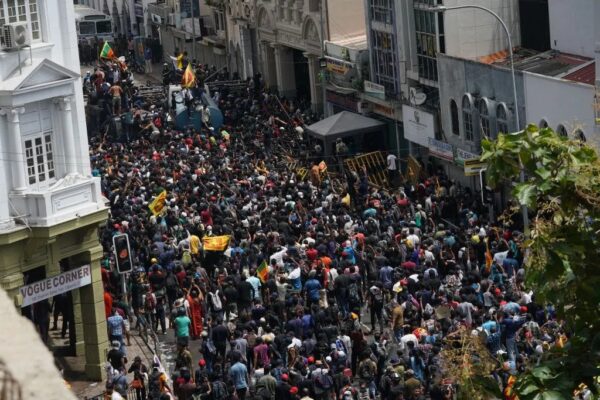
[428,137,454,161]
[364,80,385,100]
[455,148,479,166]
[20,264,92,308]
[464,158,488,176]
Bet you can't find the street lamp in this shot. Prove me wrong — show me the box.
[429,4,529,233]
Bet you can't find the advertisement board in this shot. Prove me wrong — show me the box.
[402,105,435,147]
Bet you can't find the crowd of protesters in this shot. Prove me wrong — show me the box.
[89,55,572,400]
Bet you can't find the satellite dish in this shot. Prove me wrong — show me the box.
[410,87,427,106]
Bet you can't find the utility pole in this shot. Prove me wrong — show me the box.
[595,0,600,138]
[190,0,197,62]
[319,0,327,117]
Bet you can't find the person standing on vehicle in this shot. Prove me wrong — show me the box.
[109,83,123,116]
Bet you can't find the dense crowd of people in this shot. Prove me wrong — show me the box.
[89,60,570,400]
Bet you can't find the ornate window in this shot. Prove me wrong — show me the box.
[24,133,55,186]
[462,95,474,141]
[450,99,459,135]
[478,98,491,139]
[574,129,586,142]
[496,103,509,136]
[556,124,568,137]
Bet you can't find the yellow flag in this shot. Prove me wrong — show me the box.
[148,190,167,216]
[181,63,196,88]
[202,235,231,252]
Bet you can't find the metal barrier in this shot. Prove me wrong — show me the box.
[344,151,391,189]
[0,360,22,400]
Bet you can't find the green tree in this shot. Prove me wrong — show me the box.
[479,125,600,399]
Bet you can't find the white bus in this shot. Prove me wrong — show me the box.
[74,5,113,42]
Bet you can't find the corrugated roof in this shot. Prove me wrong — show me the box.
[563,62,596,85]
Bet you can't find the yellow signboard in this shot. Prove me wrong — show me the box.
[326,58,349,74]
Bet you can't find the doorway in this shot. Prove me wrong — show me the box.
[292,48,310,102]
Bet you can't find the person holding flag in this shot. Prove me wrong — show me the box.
[99,41,116,60]
[181,63,196,89]
[256,259,269,284]
[148,190,168,216]
[181,63,196,115]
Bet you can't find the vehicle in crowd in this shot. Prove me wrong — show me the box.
[74,5,113,42]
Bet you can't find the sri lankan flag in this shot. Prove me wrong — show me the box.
[99,42,115,59]
[257,260,269,283]
[181,63,196,88]
[203,235,231,252]
[148,190,167,216]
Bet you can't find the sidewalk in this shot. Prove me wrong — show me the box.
[49,325,159,399]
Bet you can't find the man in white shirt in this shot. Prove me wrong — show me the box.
[387,153,398,186]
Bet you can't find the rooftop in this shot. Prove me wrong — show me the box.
[488,49,595,85]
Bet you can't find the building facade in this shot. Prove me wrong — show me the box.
[245,0,366,111]
[0,0,108,380]
[148,0,228,69]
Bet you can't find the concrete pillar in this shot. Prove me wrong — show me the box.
[54,97,78,175]
[272,44,296,98]
[261,42,277,90]
[0,107,27,192]
[76,245,108,381]
[0,272,24,305]
[304,52,322,112]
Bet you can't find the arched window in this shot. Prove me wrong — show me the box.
[556,124,568,137]
[478,98,491,139]
[462,95,474,141]
[450,99,459,135]
[574,129,586,142]
[539,119,549,129]
[496,103,509,135]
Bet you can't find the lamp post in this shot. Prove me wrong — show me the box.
[430,4,528,233]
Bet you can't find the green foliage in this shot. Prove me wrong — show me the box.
[481,125,600,398]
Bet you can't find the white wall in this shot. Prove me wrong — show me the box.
[443,0,521,60]
[548,0,595,58]
[524,72,594,139]
[327,0,366,41]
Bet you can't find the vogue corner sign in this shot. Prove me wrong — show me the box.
[19,264,92,308]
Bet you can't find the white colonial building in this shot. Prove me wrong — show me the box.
[0,0,108,380]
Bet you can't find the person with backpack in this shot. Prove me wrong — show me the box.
[211,372,229,400]
[255,364,277,400]
[347,270,363,313]
[368,282,385,334]
[147,363,170,400]
[312,362,334,400]
[357,351,378,399]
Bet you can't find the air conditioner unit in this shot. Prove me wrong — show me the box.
[2,22,31,50]
[167,13,176,26]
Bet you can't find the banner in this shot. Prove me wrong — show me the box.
[20,265,92,308]
[203,235,231,252]
[148,190,167,216]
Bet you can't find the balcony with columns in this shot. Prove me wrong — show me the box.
[0,58,106,231]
